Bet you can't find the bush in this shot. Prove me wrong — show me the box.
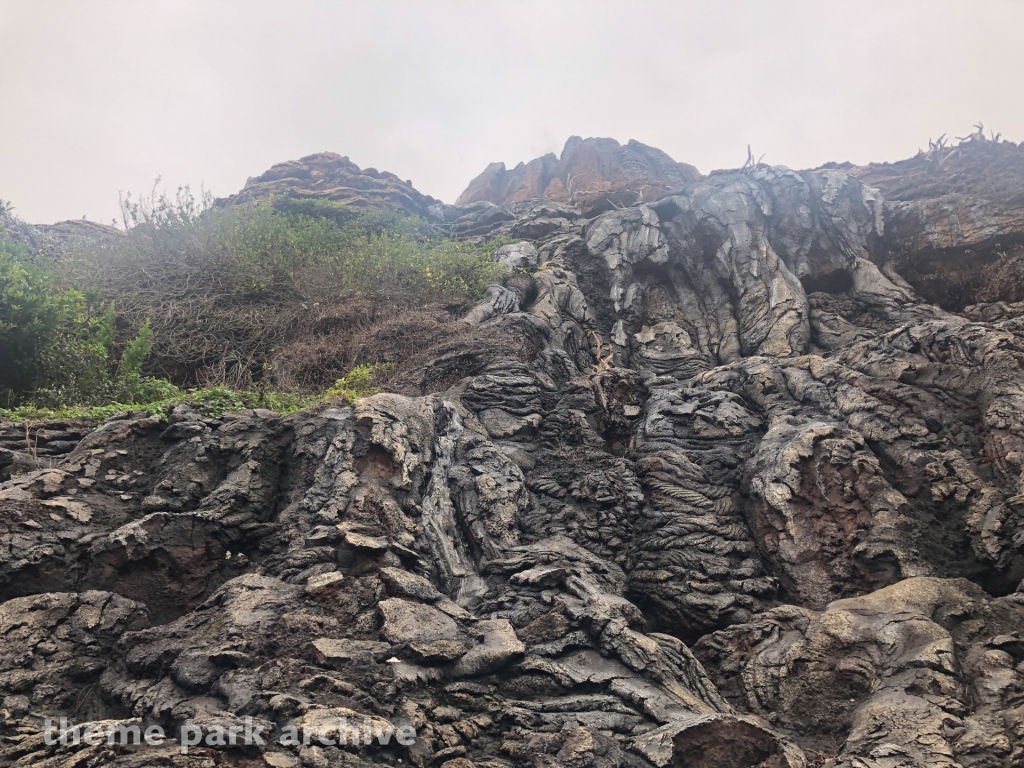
[0,236,79,404]
[61,186,510,389]
[205,197,507,301]
[323,363,391,401]
[27,319,168,409]
[0,222,169,408]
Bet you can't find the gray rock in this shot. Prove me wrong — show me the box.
[493,241,539,270]
[6,148,1024,767]
[378,598,462,644]
[311,638,391,667]
[449,618,525,677]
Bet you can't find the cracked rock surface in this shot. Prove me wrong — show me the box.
[4,143,1024,767]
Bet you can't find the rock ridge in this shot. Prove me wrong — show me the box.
[456,137,703,216]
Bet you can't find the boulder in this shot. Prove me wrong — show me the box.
[493,241,539,270]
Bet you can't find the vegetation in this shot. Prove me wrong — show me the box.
[0,236,76,402]
[322,363,390,401]
[0,231,163,409]
[0,364,392,423]
[0,385,309,423]
[103,185,505,302]
[0,185,511,419]
[59,186,509,389]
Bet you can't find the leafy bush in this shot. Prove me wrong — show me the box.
[61,186,509,389]
[421,238,510,296]
[27,307,165,409]
[0,236,79,404]
[205,197,507,300]
[323,363,391,401]
[0,223,168,408]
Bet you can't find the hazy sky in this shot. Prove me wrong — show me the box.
[2,1,1023,225]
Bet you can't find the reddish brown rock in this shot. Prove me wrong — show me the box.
[456,136,703,215]
[821,135,1024,310]
[838,136,1024,253]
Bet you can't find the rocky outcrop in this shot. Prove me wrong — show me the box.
[457,137,703,216]
[5,142,1024,767]
[840,133,1024,254]
[220,152,449,221]
[836,133,1024,310]
[0,420,96,481]
[0,209,123,260]
[696,578,1024,767]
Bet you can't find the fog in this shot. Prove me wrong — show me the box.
[2,0,1022,224]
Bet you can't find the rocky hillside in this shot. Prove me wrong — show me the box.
[220,152,451,223]
[3,133,1024,768]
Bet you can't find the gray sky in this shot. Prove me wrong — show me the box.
[2,0,1023,225]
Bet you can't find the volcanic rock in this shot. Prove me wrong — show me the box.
[835,133,1024,310]
[220,151,449,221]
[457,136,703,215]
[5,136,1024,767]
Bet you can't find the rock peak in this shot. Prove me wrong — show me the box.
[456,135,703,214]
[220,150,444,219]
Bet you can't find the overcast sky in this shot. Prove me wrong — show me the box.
[2,1,1023,225]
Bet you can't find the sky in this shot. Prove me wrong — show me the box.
[2,1,1023,225]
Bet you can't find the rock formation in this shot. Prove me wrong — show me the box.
[220,152,449,222]
[456,137,703,216]
[0,208,123,261]
[828,132,1024,311]
[4,136,1024,768]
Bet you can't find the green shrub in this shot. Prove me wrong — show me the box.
[60,188,510,389]
[120,318,153,376]
[422,238,510,297]
[199,197,506,301]
[323,363,391,401]
[0,222,172,409]
[0,233,90,406]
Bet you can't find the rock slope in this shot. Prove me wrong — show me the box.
[4,137,1024,768]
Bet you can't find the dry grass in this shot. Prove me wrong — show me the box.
[271,295,542,395]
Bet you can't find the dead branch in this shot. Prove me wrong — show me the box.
[741,145,767,173]
[591,330,614,372]
[24,425,39,468]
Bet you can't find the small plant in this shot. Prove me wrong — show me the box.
[323,363,392,402]
[119,319,153,376]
